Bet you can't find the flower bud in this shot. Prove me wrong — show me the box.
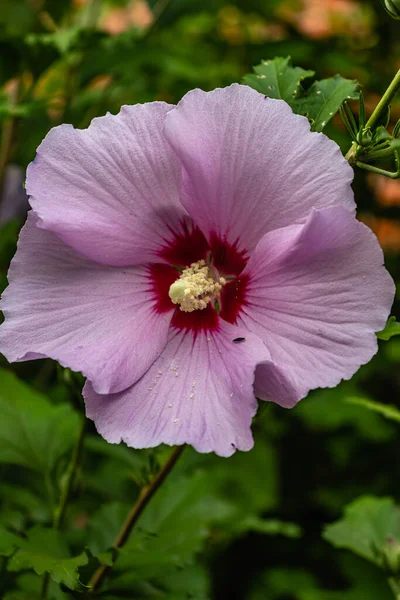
[381,0,400,19]
[357,127,373,146]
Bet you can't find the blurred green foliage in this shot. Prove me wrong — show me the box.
[0,0,400,598]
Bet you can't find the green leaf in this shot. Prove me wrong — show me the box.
[3,593,41,600]
[85,436,153,486]
[243,58,359,131]
[105,563,211,600]
[0,484,47,522]
[113,472,231,580]
[0,510,25,532]
[0,525,23,557]
[233,516,302,538]
[323,496,400,566]
[25,28,81,55]
[292,75,359,132]
[88,452,293,588]
[0,101,44,119]
[377,316,400,341]
[0,368,80,473]
[242,57,314,102]
[346,397,400,424]
[10,572,70,600]
[7,526,88,590]
[294,383,394,442]
[87,502,130,558]
[206,438,278,515]
[249,557,393,600]
[0,0,36,37]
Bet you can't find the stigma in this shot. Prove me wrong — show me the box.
[169,260,226,312]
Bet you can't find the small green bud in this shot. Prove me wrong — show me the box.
[357,127,373,146]
[381,0,400,19]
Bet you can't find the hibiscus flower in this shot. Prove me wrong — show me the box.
[0,85,394,456]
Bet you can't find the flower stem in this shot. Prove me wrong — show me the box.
[88,444,185,595]
[346,68,400,165]
[41,413,86,599]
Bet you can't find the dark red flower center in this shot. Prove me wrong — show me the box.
[150,223,249,332]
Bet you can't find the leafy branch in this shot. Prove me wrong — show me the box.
[88,444,185,594]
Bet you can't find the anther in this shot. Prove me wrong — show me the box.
[168,259,226,312]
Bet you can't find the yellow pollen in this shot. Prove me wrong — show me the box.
[168,260,226,313]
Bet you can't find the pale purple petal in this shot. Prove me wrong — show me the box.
[163,84,355,255]
[0,213,174,394]
[239,206,395,401]
[27,102,188,267]
[84,320,278,457]
[254,361,301,409]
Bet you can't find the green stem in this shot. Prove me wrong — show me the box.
[388,576,400,599]
[140,0,171,40]
[84,0,102,29]
[346,68,400,165]
[41,412,86,599]
[54,413,86,529]
[365,68,400,131]
[88,444,185,595]
[44,470,56,513]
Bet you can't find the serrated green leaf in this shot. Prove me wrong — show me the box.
[112,472,230,580]
[243,58,358,131]
[242,57,314,101]
[377,316,400,341]
[347,397,400,424]
[323,496,400,566]
[7,526,88,590]
[293,75,359,131]
[0,368,79,473]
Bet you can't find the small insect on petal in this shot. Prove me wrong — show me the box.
[232,337,245,343]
